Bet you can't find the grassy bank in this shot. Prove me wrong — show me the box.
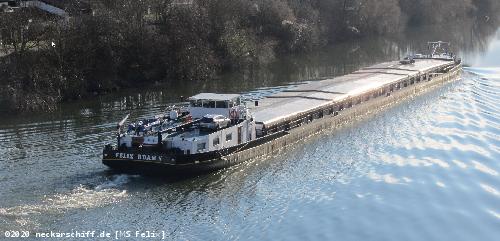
[1,0,499,113]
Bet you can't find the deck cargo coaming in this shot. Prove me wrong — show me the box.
[228,61,461,163]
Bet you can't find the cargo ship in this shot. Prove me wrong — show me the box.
[102,42,462,175]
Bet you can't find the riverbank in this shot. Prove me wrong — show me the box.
[1,0,499,113]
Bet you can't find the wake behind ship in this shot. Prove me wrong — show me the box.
[102,42,462,175]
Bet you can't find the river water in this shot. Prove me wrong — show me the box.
[0,24,499,240]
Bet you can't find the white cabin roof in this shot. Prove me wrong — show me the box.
[189,93,240,101]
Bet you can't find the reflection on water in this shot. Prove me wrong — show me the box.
[0,24,499,240]
[217,19,500,89]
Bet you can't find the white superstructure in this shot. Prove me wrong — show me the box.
[118,93,256,155]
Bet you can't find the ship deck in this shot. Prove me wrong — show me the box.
[250,59,454,126]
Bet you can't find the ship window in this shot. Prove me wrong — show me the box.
[226,133,232,141]
[216,101,228,108]
[197,142,206,152]
[213,137,220,146]
[196,142,207,152]
[190,100,202,107]
[203,101,216,108]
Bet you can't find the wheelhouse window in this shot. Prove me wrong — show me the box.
[216,101,228,108]
[213,137,220,146]
[190,100,202,107]
[203,101,216,108]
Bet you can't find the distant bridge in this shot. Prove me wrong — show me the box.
[21,1,68,17]
[1,0,91,17]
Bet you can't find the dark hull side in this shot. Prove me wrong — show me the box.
[102,158,231,175]
[102,132,288,175]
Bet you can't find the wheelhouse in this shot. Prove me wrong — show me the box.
[188,93,241,119]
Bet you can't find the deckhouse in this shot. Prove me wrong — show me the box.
[165,93,255,155]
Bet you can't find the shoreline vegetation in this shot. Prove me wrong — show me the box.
[1,0,499,113]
